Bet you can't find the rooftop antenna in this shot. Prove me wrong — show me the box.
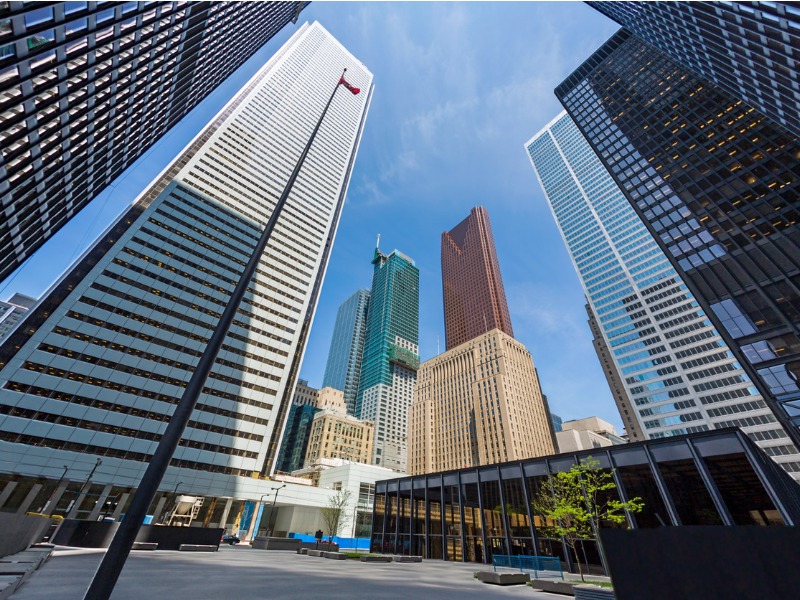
[376,233,381,249]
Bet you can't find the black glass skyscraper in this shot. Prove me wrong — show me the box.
[588,1,800,139]
[555,30,800,461]
[0,1,306,283]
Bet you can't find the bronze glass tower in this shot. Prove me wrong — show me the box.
[441,206,513,350]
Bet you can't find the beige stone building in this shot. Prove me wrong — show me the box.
[304,387,374,466]
[409,329,555,475]
[555,416,627,453]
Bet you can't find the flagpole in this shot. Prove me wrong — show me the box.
[83,68,352,600]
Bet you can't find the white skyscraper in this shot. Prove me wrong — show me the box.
[526,112,800,479]
[0,21,374,506]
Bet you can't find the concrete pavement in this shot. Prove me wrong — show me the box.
[11,545,568,599]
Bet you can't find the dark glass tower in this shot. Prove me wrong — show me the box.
[555,30,800,463]
[0,1,306,283]
[274,403,318,473]
[441,206,513,350]
[588,1,800,138]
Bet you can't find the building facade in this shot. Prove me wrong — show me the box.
[554,30,800,473]
[586,302,644,441]
[0,1,307,283]
[292,379,319,408]
[372,429,800,566]
[526,111,800,479]
[0,293,35,341]
[274,403,319,474]
[409,329,555,476]
[304,388,373,467]
[356,247,419,472]
[0,22,374,506]
[322,288,370,415]
[556,416,626,453]
[441,207,513,350]
[588,1,800,139]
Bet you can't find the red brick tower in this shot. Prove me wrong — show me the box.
[441,206,514,349]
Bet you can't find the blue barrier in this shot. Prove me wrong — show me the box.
[492,554,564,580]
[287,532,370,549]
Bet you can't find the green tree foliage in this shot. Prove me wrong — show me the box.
[320,489,352,539]
[532,456,644,582]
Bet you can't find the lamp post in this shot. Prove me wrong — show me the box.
[83,69,359,600]
[42,464,69,516]
[267,485,287,538]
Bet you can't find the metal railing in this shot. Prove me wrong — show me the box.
[492,554,564,580]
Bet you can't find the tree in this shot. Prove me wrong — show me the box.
[532,456,643,582]
[320,489,352,540]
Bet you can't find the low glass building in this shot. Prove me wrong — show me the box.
[371,429,800,572]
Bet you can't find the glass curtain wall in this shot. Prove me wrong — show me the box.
[371,430,798,569]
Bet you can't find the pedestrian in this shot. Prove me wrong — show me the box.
[315,529,323,549]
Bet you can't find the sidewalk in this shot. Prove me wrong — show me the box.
[11,545,567,599]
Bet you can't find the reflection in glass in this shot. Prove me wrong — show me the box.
[659,458,723,525]
[704,453,784,525]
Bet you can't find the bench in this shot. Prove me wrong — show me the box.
[178,544,217,552]
[392,555,422,563]
[476,571,530,586]
[132,542,158,551]
[530,579,578,595]
[361,555,392,562]
[306,549,324,557]
[322,552,348,560]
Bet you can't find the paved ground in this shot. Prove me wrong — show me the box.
[11,546,576,599]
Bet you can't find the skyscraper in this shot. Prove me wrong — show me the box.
[409,206,554,475]
[588,1,800,138]
[0,1,306,283]
[356,246,419,472]
[441,206,513,349]
[0,22,373,496]
[322,289,370,415]
[585,302,644,441]
[527,111,800,478]
[551,29,800,474]
[409,329,555,475]
[0,293,35,342]
[274,403,318,473]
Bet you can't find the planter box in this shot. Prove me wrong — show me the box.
[361,555,392,562]
[476,571,530,586]
[178,544,217,552]
[530,579,576,595]
[132,542,158,551]
[323,552,348,560]
[574,585,615,600]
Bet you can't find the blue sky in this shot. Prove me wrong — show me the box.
[1,3,624,431]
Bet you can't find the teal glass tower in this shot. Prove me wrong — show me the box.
[322,289,370,415]
[356,245,419,472]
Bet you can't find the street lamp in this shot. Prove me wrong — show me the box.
[42,464,69,516]
[267,485,287,538]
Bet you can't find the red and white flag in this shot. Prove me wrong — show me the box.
[339,76,360,95]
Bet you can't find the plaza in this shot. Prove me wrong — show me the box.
[12,546,581,600]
